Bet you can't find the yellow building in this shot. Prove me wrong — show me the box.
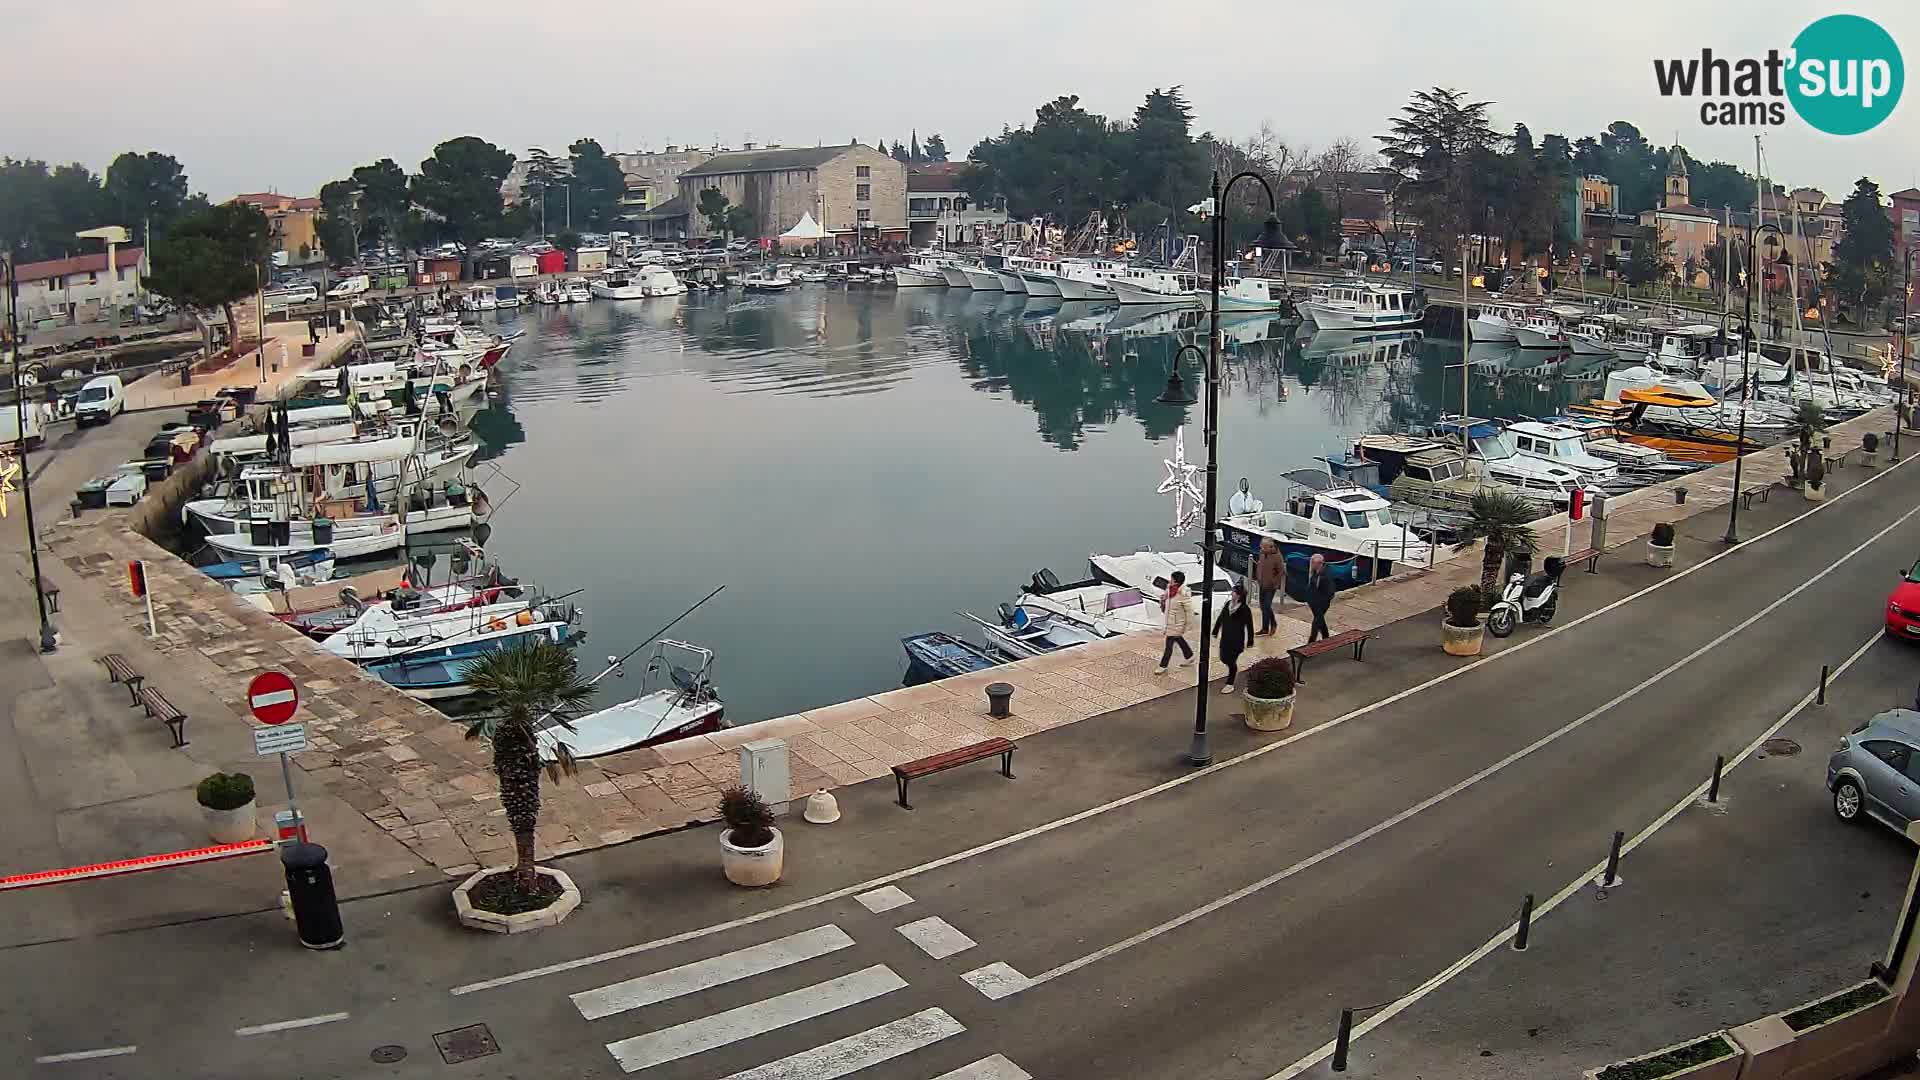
[231,192,325,266]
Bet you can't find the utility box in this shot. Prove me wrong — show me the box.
[739,739,791,815]
[1589,493,1609,550]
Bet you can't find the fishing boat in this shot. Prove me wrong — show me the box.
[1431,417,1587,505]
[187,438,479,537]
[1217,273,1292,312]
[590,268,648,299]
[1537,413,1704,476]
[1004,255,1064,296]
[325,594,578,663]
[1567,314,1624,356]
[201,548,337,594]
[1216,472,1433,587]
[938,262,978,288]
[1298,280,1423,329]
[1505,420,1624,488]
[895,252,953,287]
[901,631,1003,683]
[537,641,726,758]
[959,262,1005,291]
[1468,303,1521,343]
[1648,325,1717,373]
[362,603,580,700]
[1108,265,1202,307]
[565,278,593,303]
[463,286,498,312]
[741,267,795,292]
[1054,258,1124,300]
[1355,437,1556,517]
[636,264,688,296]
[1512,309,1568,349]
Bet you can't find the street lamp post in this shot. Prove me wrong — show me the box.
[1897,248,1912,464]
[1156,170,1282,767]
[4,252,57,652]
[1726,219,1781,545]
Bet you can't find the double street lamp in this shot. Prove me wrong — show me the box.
[1156,169,1283,767]
[1724,219,1783,546]
[4,251,57,652]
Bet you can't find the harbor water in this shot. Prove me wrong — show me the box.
[469,286,1606,726]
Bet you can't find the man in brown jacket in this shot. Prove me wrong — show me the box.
[1254,538,1285,636]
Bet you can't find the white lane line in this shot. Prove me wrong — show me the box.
[449,451,1913,997]
[855,886,915,913]
[605,964,906,1074]
[233,1011,350,1037]
[960,962,1032,1001]
[716,1007,964,1080]
[572,925,854,1021]
[1008,500,1920,996]
[896,916,977,960]
[1266,624,1888,1079]
[34,1046,138,1064]
[932,1055,1035,1080]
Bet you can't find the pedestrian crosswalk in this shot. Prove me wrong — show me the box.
[571,910,1033,1077]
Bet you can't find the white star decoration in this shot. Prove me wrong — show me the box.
[0,452,16,519]
[1157,426,1204,538]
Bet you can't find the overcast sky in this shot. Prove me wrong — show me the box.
[8,1,1916,202]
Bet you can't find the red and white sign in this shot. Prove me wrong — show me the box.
[247,671,300,725]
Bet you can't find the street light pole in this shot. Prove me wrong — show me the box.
[1898,248,1911,463]
[1725,219,1779,544]
[5,251,57,652]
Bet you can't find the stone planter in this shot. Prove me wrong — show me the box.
[1775,980,1896,1077]
[1862,450,1880,469]
[721,826,784,887]
[1243,691,1295,732]
[1441,619,1484,656]
[453,866,581,934]
[1581,1031,1740,1080]
[1647,541,1675,568]
[202,800,257,844]
[1805,482,1827,503]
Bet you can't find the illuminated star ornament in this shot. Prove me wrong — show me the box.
[0,452,17,519]
[1157,426,1204,538]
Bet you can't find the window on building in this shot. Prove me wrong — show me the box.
[856,184,870,201]
[856,165,870,178]
[857,209,872,223]
[939,198,950,211]
[955,197,969,213]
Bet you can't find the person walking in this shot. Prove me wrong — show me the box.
[1255,538,1284,636]
[1213,583,1255,694]
[1305,553,1336,646]
[1154,570,1195,675]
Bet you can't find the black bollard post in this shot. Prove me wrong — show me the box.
[1332,1008,1354,1072]
[1708,755,1725,803]
[1601,830,1624,888]
[1513,893,1535,951]
[282,841,344,949]
[1819,664,1830,706]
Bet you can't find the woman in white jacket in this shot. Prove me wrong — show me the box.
[1154,570,1195,674]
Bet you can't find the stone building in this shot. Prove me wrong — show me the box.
[1636,150,1718,285]
[616,145,727,215]
[677,143,906,245]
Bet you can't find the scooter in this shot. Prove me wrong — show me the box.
[1487,556,1564,638]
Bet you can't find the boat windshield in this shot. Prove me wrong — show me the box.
[1344,508,1392,528]
[1475,432,1517,459]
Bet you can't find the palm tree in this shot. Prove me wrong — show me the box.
[1785,400,1827,483]
[461,640,595,893]
[1453,491,1540,592]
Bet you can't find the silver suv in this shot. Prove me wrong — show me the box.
[1828,709,1920,832]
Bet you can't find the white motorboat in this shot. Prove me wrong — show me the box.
[1015,568,1166,637]
[1087,549,1234,606]
[1109,267,1203,307]
[203,514,410,561]
[1468,303,1519,343]
[1512,309,1567,349]
[565,278,593,303]
[533,282,564,305]
[897,252,955,287]
[1218,472,1433,585]
[1005,255,1064,297]
[492,286,521,309]
[323,595,567,662]
[1055,258,1124,300]
[939,263,977,288]
[462,287,497,312]
[959,263,1004,291]
[1649,324,1717,373]
[1611,322,1670,361]
[634,264,687,296]
[1299,281,1422,329]
[590,268,647,299]
[1505,420,1623,487]
[1604,367,1794,439]
[1567,315,1622,356]
[354,601,583,699]
[741,267,794,291]
[1218,275,1292,312]
[964,602,1107,660]
[1432,417,1586,505]
[538,641,724,759]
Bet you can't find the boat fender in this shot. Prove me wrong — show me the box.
[514,610,534,627]
[488,618,507,633]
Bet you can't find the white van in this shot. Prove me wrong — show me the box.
[75,374,125,426]
[0,401,46,449]
[325,274,370,299]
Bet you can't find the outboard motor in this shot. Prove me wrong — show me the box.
[1031,568,1062,593]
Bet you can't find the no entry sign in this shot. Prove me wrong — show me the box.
[247,671,300,725]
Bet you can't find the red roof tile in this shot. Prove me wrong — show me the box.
[13,247,144,284]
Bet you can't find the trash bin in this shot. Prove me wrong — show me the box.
[281,842,344,949]
[311,517,334,545]
[179,365,191,386]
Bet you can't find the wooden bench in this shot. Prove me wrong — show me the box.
[1566,547,1602,575]
[137,686,188,748]
[1288,629,1375,681]
[100,653,144,705]
[1739,483,1773,510]
[893,737,1014,810]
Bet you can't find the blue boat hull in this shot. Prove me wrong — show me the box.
[901,632,1002,684]
[1216,523,1389,591]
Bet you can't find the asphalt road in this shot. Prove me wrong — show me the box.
[5,457,1920,1079]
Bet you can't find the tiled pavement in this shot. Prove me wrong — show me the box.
[38,404,1897,880]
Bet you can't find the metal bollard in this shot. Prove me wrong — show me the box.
[1601,830,1624,888]
[1332,1008,1354,1072]
[1819,664,1830,706]
[1513,893,1534,951]
[1708,755,1725,803]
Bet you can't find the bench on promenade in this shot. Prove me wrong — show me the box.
[100,653,144,705]
[1566,547,1602,575]
[1288,629,1375,681]
[893,737,1014,810]
[1739,483,1773,511]
[136,686,188,748]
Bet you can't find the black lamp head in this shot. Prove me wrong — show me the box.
[1156,365,1196,406]
[1259,215,1284,250]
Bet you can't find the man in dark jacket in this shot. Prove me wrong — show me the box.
[1254,538,1285,636]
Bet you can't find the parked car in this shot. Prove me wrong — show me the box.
[1830,710,1920,832]
[74,374,125,426]
[1887,560,1920,639]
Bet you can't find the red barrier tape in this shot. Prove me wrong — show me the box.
[0,840,275,891]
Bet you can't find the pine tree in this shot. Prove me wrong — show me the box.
[1827,177,1896,319]
[910,130,922,163]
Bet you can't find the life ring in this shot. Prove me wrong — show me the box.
[488,618,507,632]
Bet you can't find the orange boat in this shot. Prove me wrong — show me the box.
[1564,389,1764,464]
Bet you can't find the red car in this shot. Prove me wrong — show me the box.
[1888,561,1920,638]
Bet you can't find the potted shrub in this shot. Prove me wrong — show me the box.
[1242,657,1297,732]
[1647,522,1677,568]
[1442,585,1485,656]
[1862,431,1880,468]
[719,786,784,887]
[197,772,257,844]
[1804,451,1827,502]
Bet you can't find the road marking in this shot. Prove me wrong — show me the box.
[932,1055,1035,1080]
[449,451,1913,997]
[960,962,1031,1000]
[233,1011,350,1037]
[896,916,976,959]
[605,964,906,1074]
[573,925,854,1020]
[1005,500,1920,996]
[855,886,914,913]
[34,1046,138,1064]
[1266,624,1888,1079]
[715,1007,963,1080]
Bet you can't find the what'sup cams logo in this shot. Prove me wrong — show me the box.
[1654,14,1903,134]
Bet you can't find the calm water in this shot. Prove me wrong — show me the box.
[466,288,1603,725]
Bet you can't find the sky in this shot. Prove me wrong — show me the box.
[7,1,1917,202]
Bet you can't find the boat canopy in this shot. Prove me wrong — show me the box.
[289,435,417,467]
[1618,386,1717,409]
[210,422,358,456]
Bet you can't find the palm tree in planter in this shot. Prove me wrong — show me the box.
[461,639,595,906]
[1452,492,1540,594]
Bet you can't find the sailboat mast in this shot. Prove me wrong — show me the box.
[1460,237,1470,450]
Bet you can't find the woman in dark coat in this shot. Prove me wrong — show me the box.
[1213,582,1256,694]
